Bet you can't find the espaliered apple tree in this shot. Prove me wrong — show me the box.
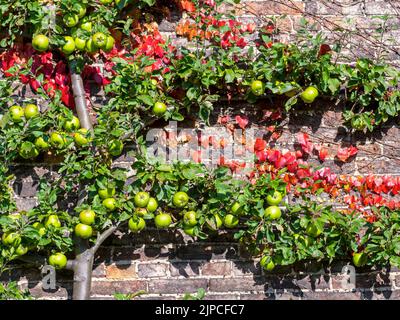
[2,0,400,301]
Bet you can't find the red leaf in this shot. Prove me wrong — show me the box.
[336,146,358,162]
[235,115,249,130]
[296,132,313,154]
[318,147,328,161]
[254,138,267,152]
[217,115,230,125]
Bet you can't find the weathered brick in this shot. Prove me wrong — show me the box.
[209,277,267,292]
[113,245,175,262]
[137,262,169,278]
[24,281,73,299]
[202,261,232,276]
[106,263,137,279]
[232,261,261,276]
[91,280,147,295]
[301,291,362,300]
[148,279,208,294]
[176,244,239,260]
[170,261,201,277]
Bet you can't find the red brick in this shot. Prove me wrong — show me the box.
[91,280,147,295]
[202,261,232,276]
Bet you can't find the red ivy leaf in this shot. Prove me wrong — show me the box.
[296,132,314,154]
[336,146,358,162]
[235,115,249,130]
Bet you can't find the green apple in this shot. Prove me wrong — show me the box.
[264,206,282,220]
[2,232,21,247]
[32,34,49,52]
[9,105,24,122]
[154,213,172,229]
[98,187,116,199]
[230,202,243,215]
[172,191,189,208]
[224,214,239,228]
[49,253,67,269]
[33,222,46,236]
[102,198,116,211]
[183,211,197,227]
[266,191,283,206]
[79,209,96,225]
[45,215,61,228]
[74,128,90,147]
[24,104,39,119]
[353,252,368,267]
[35,136,50,150]
[134,191,150,208]
[128,217,146,232]
[260,256,275,271]
[50,132,66,149]
[63,116,80,131]
[146,197,158,212]
[74,223,93,239]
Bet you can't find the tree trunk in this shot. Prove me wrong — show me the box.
[72,238,94,300]
[69,64,93,132]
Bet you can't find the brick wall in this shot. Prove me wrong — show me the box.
[4,0,400,300]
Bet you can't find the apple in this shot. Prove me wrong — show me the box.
[35,136,50,150]
[16,244,29,256]
[153,102,167,117]
[75,37,86,51]
[32,34,49,52]
[306,223,322,237]
[128,217,146,233]
[24,104,39,119]
[9,105,24,122]
[45,215,61,228]
[62,36,76,55]
[49,253,68,269]
[63,13,79,27]
[19,142,39,159]
[85,38,97,54]
[75,223,93,239]
[230,202,243,215]
[79,210,96,225]
[98,187,116,199]
[74,128,90,147]
[50,132,66,149]
[260,256,275,271]
[183,211,197,227]
[353,252,368,267]
[92,32,108,49]
[2,232,21,247]
[173,191,189,208]
[76,4,87,18]
[183,227,196,236]
[266,191,283,206]
[154,213,172,229]
[300,86,319,104]
[135,208,147,216]
[103,36,115,53]
[33,222,46,236]
[102,198,116,211]
[134,191,150,208]
[224,214,239,228]
[206,214,223,231]
[64,116,80,131]
[80,20,93,32]
[264,206,281,220]
[146,197,158,212]
[251,80,265,96]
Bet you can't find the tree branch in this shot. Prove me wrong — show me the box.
[91,223,121,254]
[17,254,75,271]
